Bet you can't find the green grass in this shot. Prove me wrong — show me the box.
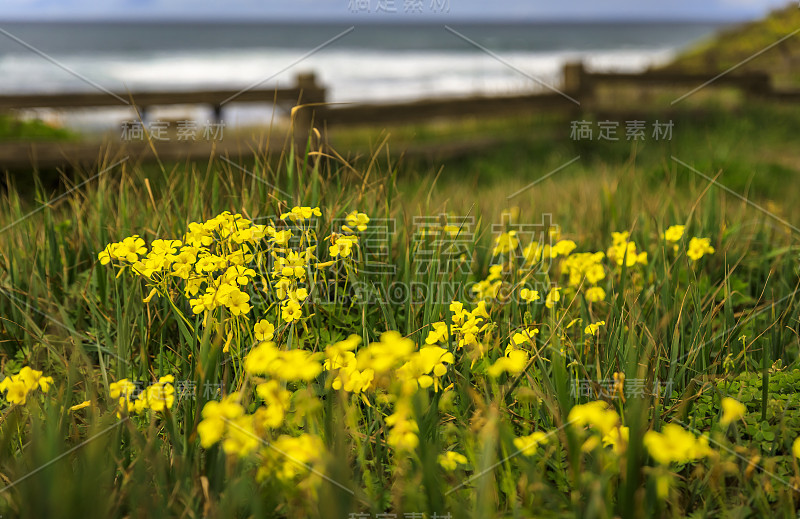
[662,3,800,88]
[0,102,799,518]
[0,114,75,141]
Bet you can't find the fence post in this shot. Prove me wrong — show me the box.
[292,72,326,154]
[563,61,591,108]
[744,72,772,99]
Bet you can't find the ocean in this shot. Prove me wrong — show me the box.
[0,21,730,130]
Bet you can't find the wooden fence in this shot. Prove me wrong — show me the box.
[0,72,325,120]
[307,61,788,130]
[0,62,798,169]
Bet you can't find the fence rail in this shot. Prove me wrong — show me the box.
[0,72,325,119]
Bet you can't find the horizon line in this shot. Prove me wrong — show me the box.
[0,15,756,25]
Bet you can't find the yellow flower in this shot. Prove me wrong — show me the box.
[385,403,419,451]
[15,366,50,392]
[425,321,449,345]
[133,393,148,414]
[643,424,711,465]
[607,234,647,267]
[568,401,619,436]
[145,375,175,412]
[545,287,561,309]
[38,376,54,392]
[344,211,370,232]
[584,320,606,336]
[492,231,518,256]
[108,378,138,416]
[280,206,321,222]
[662,224,685,242]
[245,342,322,381]
[281,299,303,323]
[273,250,308,279]
[719,397,746,426]
[611,231,629,246]
[356,331,415,375]
[98,244,116,265]
[109,379,136,399]
[602,426,629,455]
[792,437,800,460]
[254,319,275,341]
[116,235,147,262]
[522,242,544,265]
[513,431,549,456]
[261,434,325,482]
[449,301,467,324]
[329,235,358,258]
[69,400,91,412]
[687,237,715,261]
[2,379,30,405]
[255,380,292,428]
[223,265,256,286]
[510,327,539,347]
[519,288,539,303]
[397,346,454,392]
[222,415,259,457]
[487,349,529,377]
[245,342,281,375]
[271,349,324,381]
[197,393,245,449]
[438,451,468,470]
[270,229,293,247]
[584,286,606,302]
[223,286,251,316]
[550,239,577,258]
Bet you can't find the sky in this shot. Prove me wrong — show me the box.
[0,0,793,22]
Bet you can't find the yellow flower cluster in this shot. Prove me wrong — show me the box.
[385,401,419,451]
[99,235,146,264]
[245,341,323,382]
[486,228,611,307]
[568,401,629,453]
[687,237,715,261]
[472,265,505,300]
[99,212,265,320]
[196,393,255,456]
[337,331,416,391]
[561,251,606,302]
[606,231,648,268]
[438,450,468,470]
[426,301,492,351]
[325,330,456,395]
[643,424,711,465]
[280,206,321,222]
[99,207,376,356]
[493,230,519,256]
[514,431,549,456]
[258,433,326,482]
[662,224,685,243]
[344,211,370,233]
[0,366,53,405]
[323,335,374,394]
[397,346,454,392]
[109,376,175,416]
[488,346,529,378]
[662,225,716,261]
